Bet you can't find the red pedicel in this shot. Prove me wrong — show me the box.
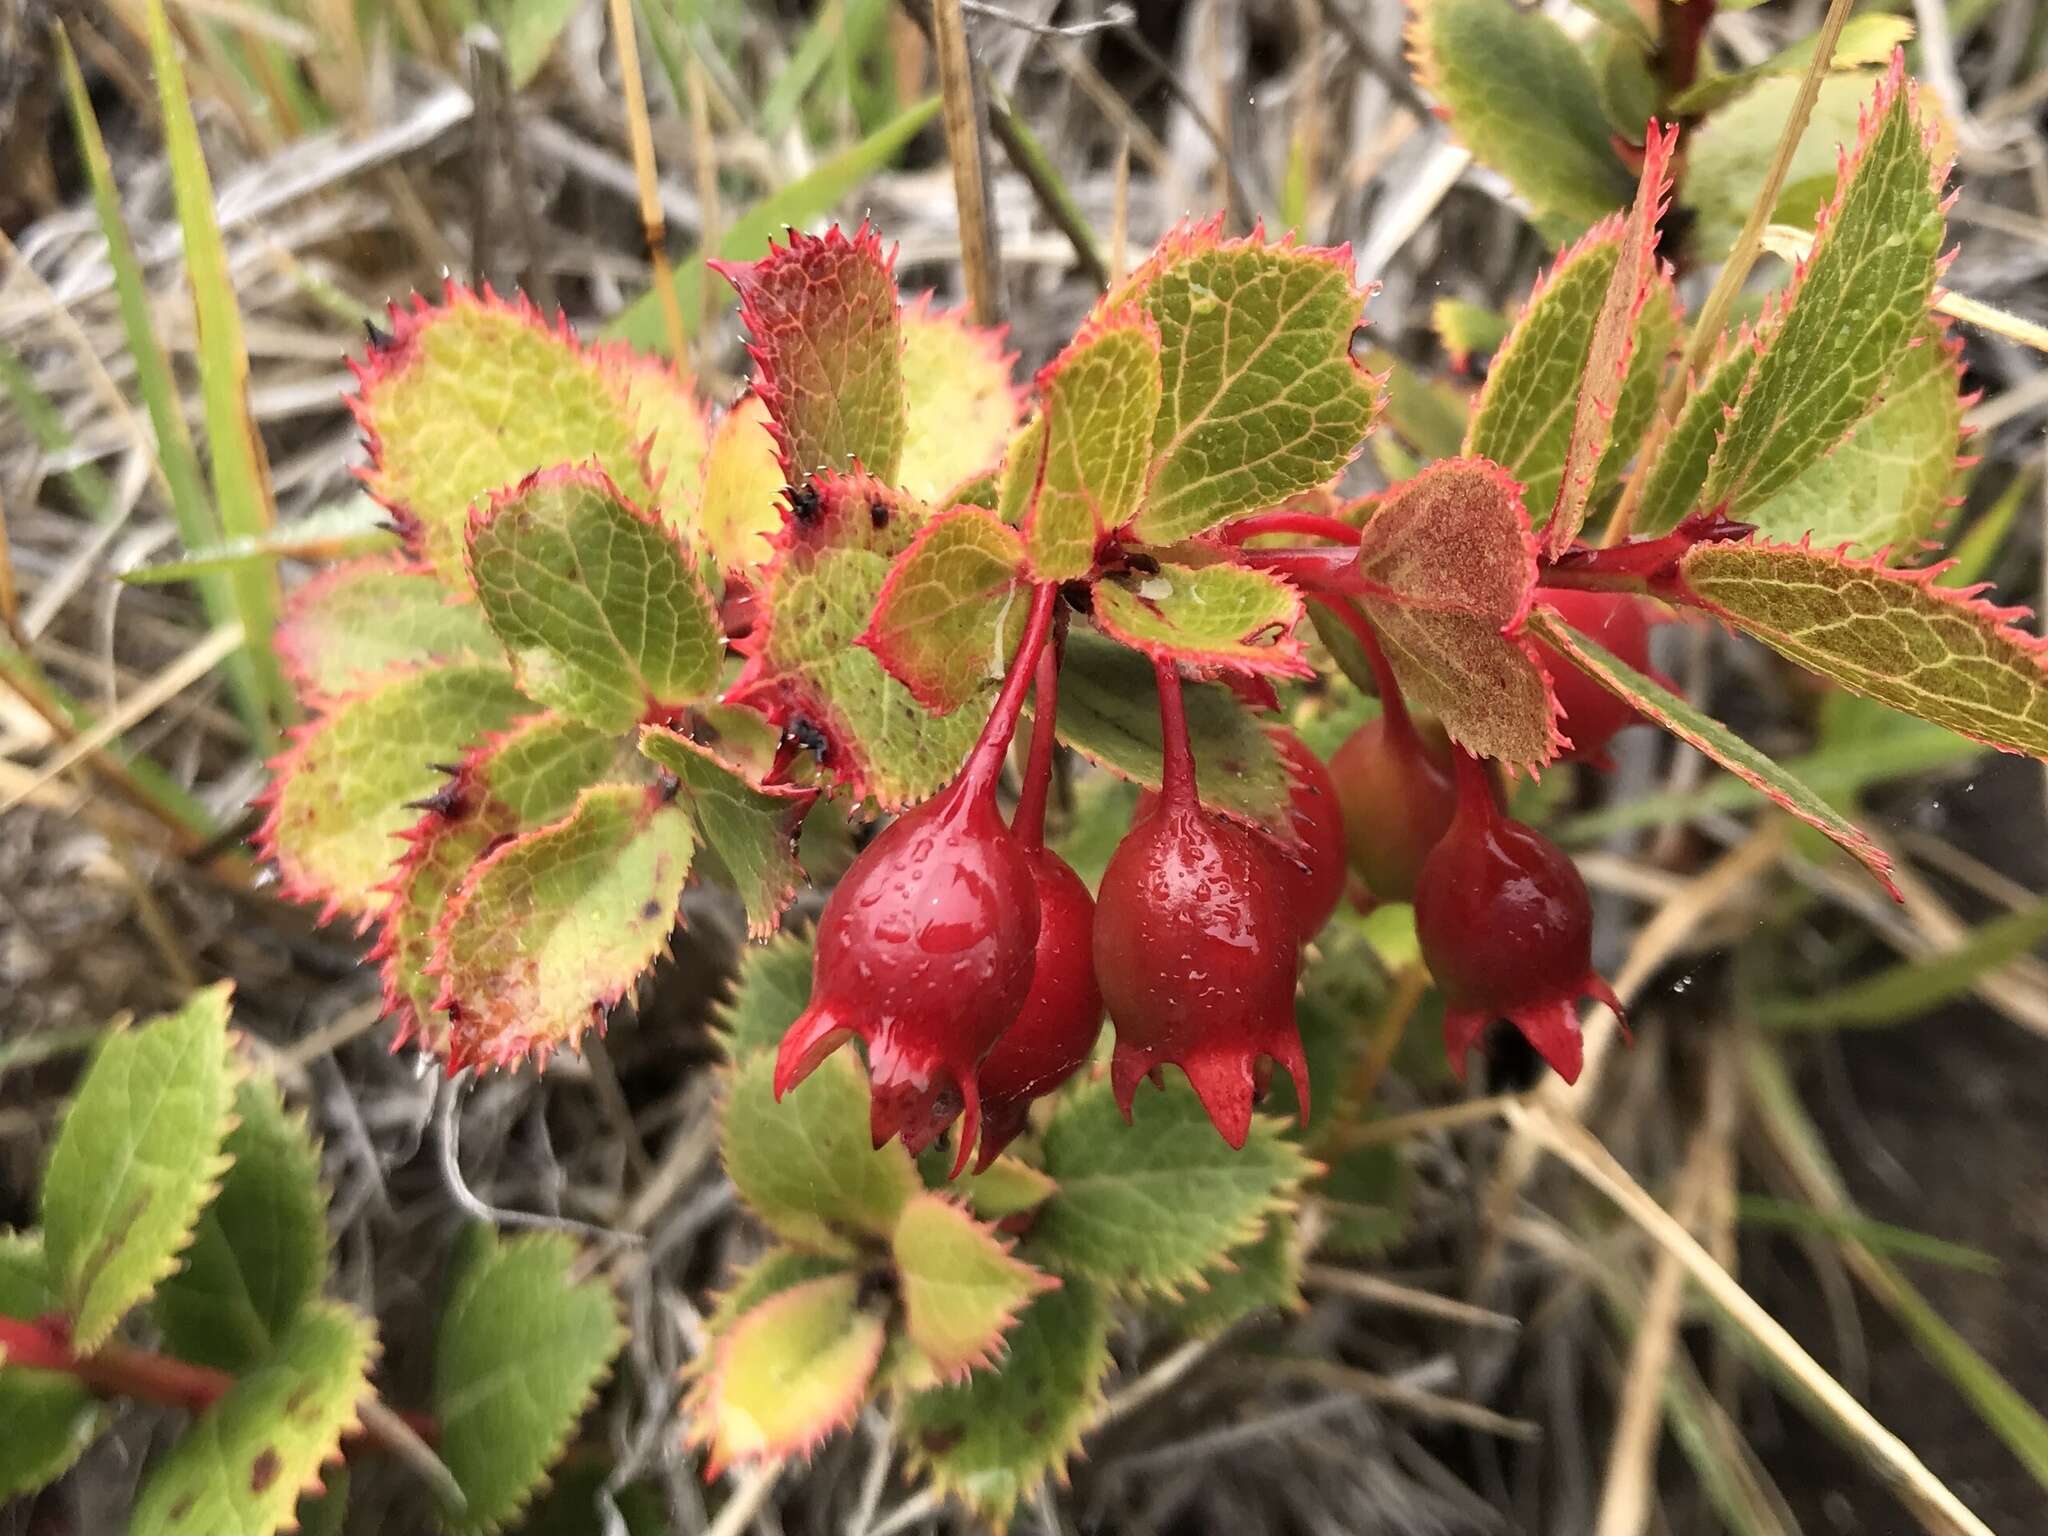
[1412,751,1623,1084]
[774,584,1060,1175]
[973,643,1104,1170]
[1532,588,1661,766]
[1095,662,1308,1148]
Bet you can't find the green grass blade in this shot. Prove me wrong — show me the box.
[1747,1043,2048,1492]
[1761,895,2048,1031]
[120,498,398,586]
[143,0,292,749]
[1736,1195,2001,1275]
[0,344,112,518]
[603,95,940,352]
[55,27,279,751]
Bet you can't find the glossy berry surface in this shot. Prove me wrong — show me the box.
[973,846,1103,1170]
[1533,589,1658,765]
[1329,713,1457,903]
[1412,754,1621,1084]
[775,780,1040,1169]
[775,583,1062,1174]
[1095,790,1306,1148]
[1135,728,1345,942]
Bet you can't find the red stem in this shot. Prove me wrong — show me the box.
[957,583,1061,804]
[1234,544,1364,595]
[1011,628,1063,850]
[1317,597,1423,746]
[1658,0,1716,103]
[1217,511,1362,546]
[1153,658,1197,808]
[0,1313,439,1445]
[1449,746,1504,829]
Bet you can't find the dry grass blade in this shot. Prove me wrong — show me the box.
[930,0,1002,324]
[1261,1359,1542,1440]
[0,622,243,820]
[1303,1264,1521,1332]
[1508,1100,1997,1536]
[608,0,689,368]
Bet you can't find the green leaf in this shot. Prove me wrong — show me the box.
[1547,126,1677,556]
[860,507,1030,714]
[431,785,694,1069]
[997,414,1048,527]
[435,1229,625,1534]
[155,1072,328,1372]
[715,928,817,1063]
[901,1278,1111,1525]
[1031,1075,1311,1296]
[275,556,499,700]
[728,473,984,808]
[260,664,528,920]
[603,98,941,352]
[1050,629,1294,829]
[1700,64,1947,516]
[685,1273,883,1476]
[0,1234,99,1500]
[377,713,626,1046]
[1671,15,1916,117]
[935,1156,1058,1222]
[1745,318,1964,553]
[1407,0,1635,226]
[1634,342,1758,534]
[1680,539,2048,760]
[42,983,236,1351]
[129,1301,373,1536]
[603,352,712,539]
[1319,1141,1417,1258]
[1764,895,2048,1030]
[1116,227,1381,542]
[705,1248,855,1339]
[698,394,786,576]
[892,1195,1056,1381]
[1368,349,1471,464]
[499,0,583,85]
[353,284,657,582]
[1465,210,1677,530]
[1093,559,1311,678]
[1680,71,1876,254]
[1160,1212,1300,1337]
[1432,298,1511,367]
[1022,309,1163,581]
[716,224,907,484]
[640,726,811,937]
[466,467,722,733]
[1353,458,1559,770]
[1526,608,1898,892]
[898,299,1023,502]
[721,1050,920,1255]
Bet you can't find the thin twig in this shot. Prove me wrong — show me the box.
[1303,1264,1521,1332]
[1260,1359,1543,1440]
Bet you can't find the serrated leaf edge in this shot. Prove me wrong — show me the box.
[893,1193,1059,1385]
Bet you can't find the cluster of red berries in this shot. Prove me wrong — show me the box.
[774,576,1649,1163]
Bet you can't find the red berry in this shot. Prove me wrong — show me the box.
[1412,752,1622,1084]
[1532,590,1660,765]
[774,778,1041,1167]
[1095,664,1307,1148]
[973,846,1103,1170]
[1329,712,1456,903]
[775,584,1062,1174]
[1136,727,1346,941]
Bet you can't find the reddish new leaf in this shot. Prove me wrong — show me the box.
[1351,458,1561,771]
[714,224,907,485]
[1548,121,1677,556]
